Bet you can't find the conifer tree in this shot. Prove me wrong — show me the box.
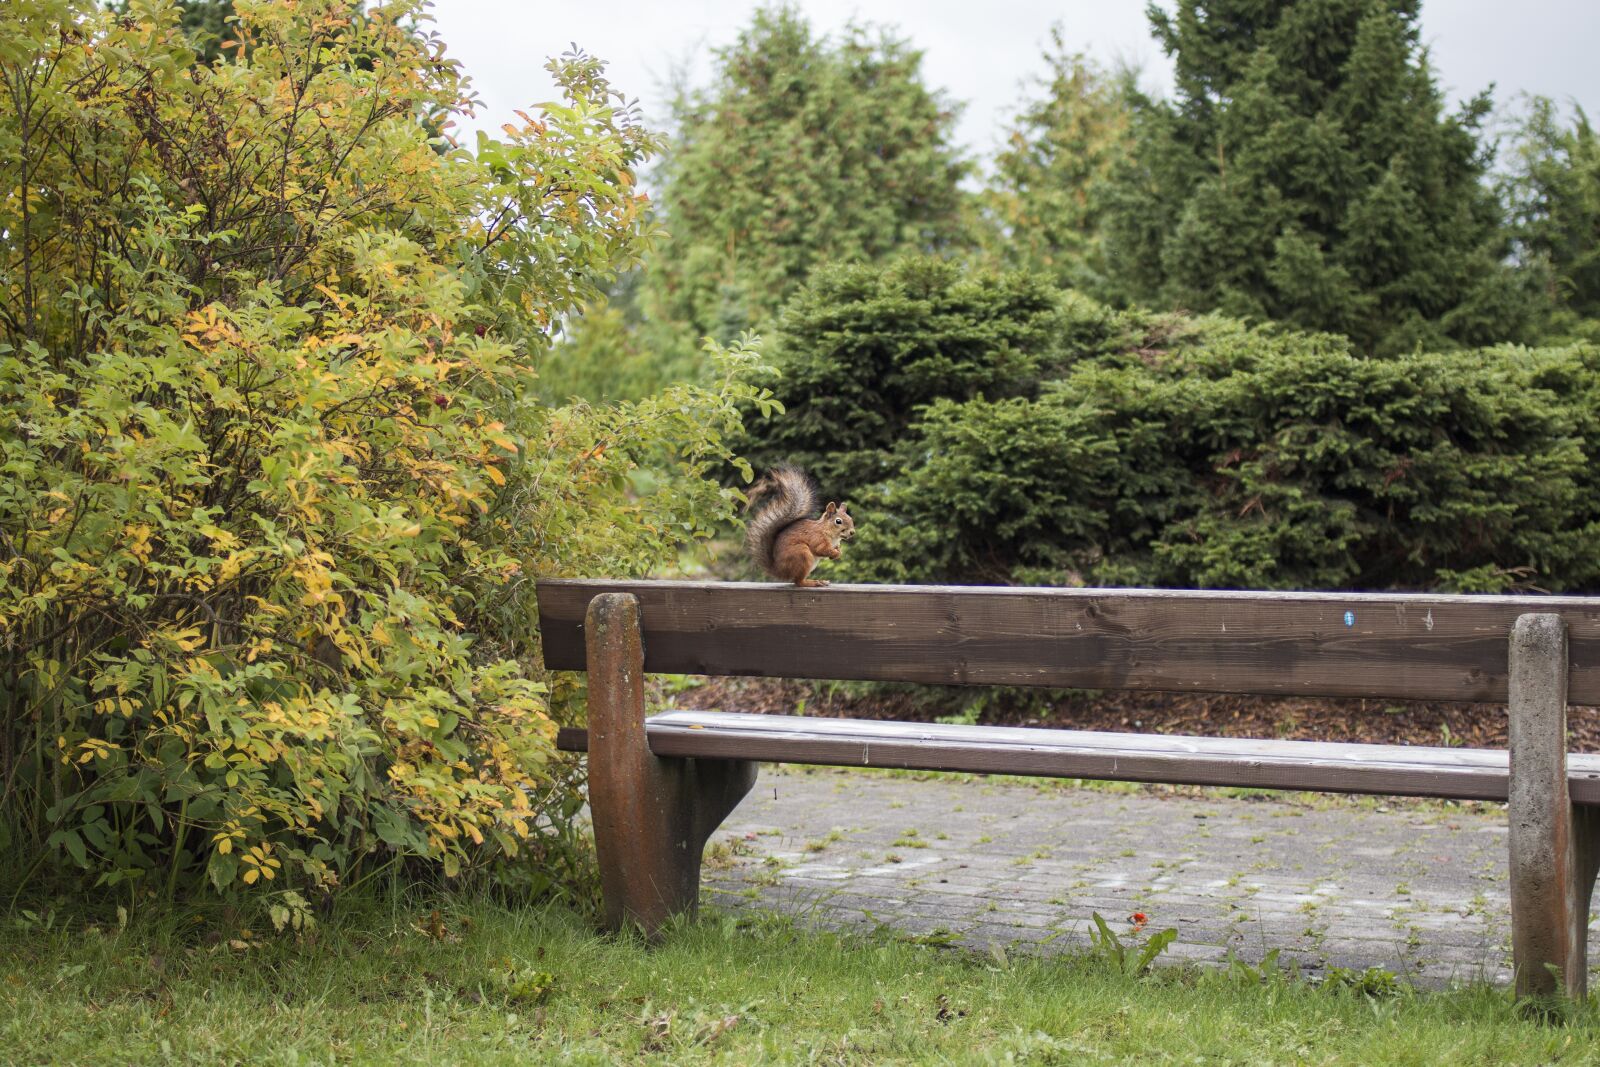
[1100,0,1531,354]
[647,6,971,348]
[981,29,1134,293]
[1503,97,1600,334]
[656,6,966,335]
[545,7,973,401]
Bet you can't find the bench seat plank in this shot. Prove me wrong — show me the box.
[535,580,1600,703]
[556,711,1600,805]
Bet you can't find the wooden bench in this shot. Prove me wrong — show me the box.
[537,579,1600,998]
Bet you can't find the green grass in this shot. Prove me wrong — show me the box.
[2,897,1594,1065]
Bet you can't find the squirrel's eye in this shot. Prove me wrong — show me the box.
[835,518,843,525]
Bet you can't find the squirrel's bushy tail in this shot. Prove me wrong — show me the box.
[745,464,819,578]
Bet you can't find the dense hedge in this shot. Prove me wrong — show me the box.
[748,258,1600,594]
[742,257,1067,490]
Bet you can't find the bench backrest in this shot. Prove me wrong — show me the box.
[535,579,1600,703]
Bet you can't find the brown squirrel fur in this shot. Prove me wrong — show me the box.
[745,465,855,587]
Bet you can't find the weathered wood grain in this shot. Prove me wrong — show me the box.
[554,710,1600,804]
[1506,615,1600,998]
[536,579,1600,703]
[582,594,757,937]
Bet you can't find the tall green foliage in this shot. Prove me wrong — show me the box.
[1503,97,1600,334]
[981,30,1134,294]
[541,6,973,403]
[1097,0,1530,354]
[0,0,774,903]
[655,7,970,340]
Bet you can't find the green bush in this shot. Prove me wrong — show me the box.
[878,338,1600,592]
[742,256,1068,491]
[0,0,775,904]
[753,260,1600,594]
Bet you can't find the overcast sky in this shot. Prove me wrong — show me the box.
[430,1,1600,164]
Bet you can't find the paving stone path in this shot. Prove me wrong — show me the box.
[699,765,1599,988]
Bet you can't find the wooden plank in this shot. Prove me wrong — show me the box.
[581,593,757,937]
[554,711,1600,804]
[1506,614,1600,998]
[536,579,1600,703]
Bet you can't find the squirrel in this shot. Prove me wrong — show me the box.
[745,465,855,587]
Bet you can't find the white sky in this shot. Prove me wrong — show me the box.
[430,0,1600,165]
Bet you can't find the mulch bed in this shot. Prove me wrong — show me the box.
[669,676,1600,753]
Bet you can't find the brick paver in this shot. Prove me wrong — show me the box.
[699,766,1599,987]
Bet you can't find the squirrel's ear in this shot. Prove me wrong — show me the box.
[822,501,837,515]
[839,502,849,513]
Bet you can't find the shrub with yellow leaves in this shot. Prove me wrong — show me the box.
[0,0,776,902]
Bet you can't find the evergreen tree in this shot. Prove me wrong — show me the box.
[981,30,1135,294]
[1503,97,1600,334]
[547,7,974,402]
[1100,0,1531,354]
[646,6,971,349]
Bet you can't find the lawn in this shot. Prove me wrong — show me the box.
[1,896,1594,1065]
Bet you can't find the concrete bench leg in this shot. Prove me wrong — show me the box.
[584,592,758,938]
[1508,613,1600,999]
